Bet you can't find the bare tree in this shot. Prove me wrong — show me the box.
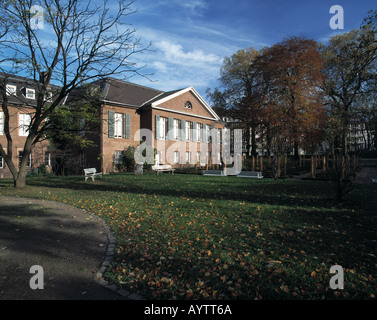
[0,0,149,187]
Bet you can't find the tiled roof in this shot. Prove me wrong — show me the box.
[0,73,60,107]
[100,78,163,107]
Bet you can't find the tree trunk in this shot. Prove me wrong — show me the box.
[251,125,257,157]
[14,171,27,188]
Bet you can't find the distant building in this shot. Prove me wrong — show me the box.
[66,78,226,174]
[1,75,225,178]
[348,118,375,152]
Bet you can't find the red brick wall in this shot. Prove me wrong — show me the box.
[100,104,141,174]
[0,105,50,179]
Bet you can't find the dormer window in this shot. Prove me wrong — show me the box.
[185,101,192,109]
[26,88,35,99]
[44,91,53,102]
[6,84,17,96]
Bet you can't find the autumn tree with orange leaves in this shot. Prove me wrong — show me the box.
[256,36,327,161]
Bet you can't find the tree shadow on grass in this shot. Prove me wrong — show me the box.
[15,174,345,210]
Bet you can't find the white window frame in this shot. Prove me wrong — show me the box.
[206,126,211,143]
[6,84,17,96]
[173,119,179,140]
[44,91,53,102]
[45,151,51,167]
[159,117,166,140]
[19,151,31,168]
[19,113,32,137]
[186,151,191,163]
[26,88,35,100]
[217,128,221,144]
[114,151,123,165]
[174,151,179,164]
[185,121,191,141]
[197,124,201,142]
[196,152,201,163]
[0,111,4,135]
[114,113,123,138]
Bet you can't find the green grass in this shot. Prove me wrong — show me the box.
[1,173,377,300]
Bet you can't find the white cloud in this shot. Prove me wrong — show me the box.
[181,0,208,15]
[156,40,221,65]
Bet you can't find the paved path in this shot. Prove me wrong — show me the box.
[0,196,128,300]
[356,166,377,185]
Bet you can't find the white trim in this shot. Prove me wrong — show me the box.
[150,87,221,121]
[102,99,139,108]
[25,88,35,100]
[152,106,217,121]
[141,92,165,107]
[6,84,17,96]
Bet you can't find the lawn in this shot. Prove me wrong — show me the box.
[1,173,376,300]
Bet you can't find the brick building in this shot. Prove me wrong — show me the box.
[0,75,225,178]
[0,74,53,179]
[82,78,225,173]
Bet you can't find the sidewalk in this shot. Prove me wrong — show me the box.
[0,196,128,300]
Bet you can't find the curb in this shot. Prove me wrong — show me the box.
[94,220,145,300]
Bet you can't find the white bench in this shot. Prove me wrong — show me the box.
[237,171,263,179]
[151,164,175,174]
[84,168,103,181]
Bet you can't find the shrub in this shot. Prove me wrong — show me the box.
[122,146,136,172]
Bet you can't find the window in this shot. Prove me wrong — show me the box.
[185,121,191,141]
[114,113,123,138]
[19,151,31,168]
[186,151,191,163]
[197,123,201,142]
[160,117,166,140]
[217,128,221,144]
[206,125,211,143]
[0,155,3,169]
[114,151,123,165]
[196,152,201,163]
[6,84,16,96]
[185,101,192,109]
[26,88,35,99]
[45,152,51,167]
[0,111,3,135]
[19,113,32,136]
[45,91,53,102]
[174,151,179,164]
[173,119,179,140]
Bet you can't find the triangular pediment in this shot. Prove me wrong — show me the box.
[143,87,220,121]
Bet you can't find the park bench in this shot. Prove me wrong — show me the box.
[84,168,103,181]
[237,171,263,179]
[151,164,175,174]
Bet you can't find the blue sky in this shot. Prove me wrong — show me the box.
[123,0,376,99]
